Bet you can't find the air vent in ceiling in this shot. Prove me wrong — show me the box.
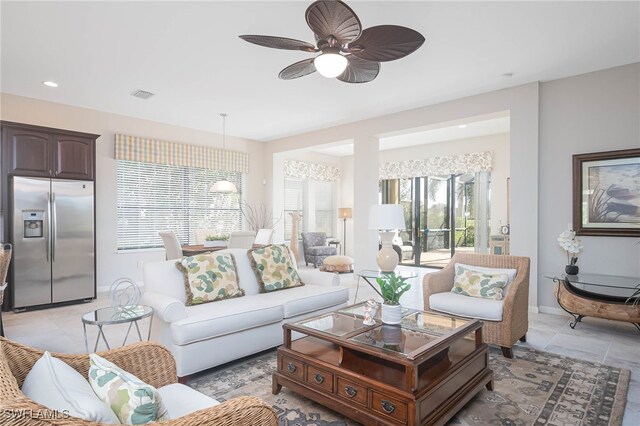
[131,89,155,100]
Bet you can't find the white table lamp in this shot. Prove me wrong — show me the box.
[368,204,405,272]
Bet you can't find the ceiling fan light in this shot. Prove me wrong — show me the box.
[210,180,238,193]
[314,53,348,78]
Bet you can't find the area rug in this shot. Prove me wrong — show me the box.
[189,346,630,426]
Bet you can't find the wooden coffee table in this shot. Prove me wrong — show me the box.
[272,303,493,426]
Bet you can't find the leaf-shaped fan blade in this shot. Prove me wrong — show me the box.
[349,25,425,62]
[239,35,318,52]
[279,58,317,80]
[337,57,380,84]
[305,1,361,46]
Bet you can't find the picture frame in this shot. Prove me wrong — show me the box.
[573,148,640,237]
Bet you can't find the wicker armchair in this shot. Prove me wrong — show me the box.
[423,253,530,358]
[0,337,277,426]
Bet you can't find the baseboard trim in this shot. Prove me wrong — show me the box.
[538,306,568,316]
[528,305,539,314]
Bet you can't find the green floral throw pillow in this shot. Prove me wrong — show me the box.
[248,244,304,293]
[176,252,244,306]
[452,264,509,300]
[88,354,168,425]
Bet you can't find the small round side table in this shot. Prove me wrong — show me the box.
[82,305,153,353]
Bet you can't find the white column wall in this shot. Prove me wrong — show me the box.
[353,135,380,271]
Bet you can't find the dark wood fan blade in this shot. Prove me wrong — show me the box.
[337,57,379,84]
[239,35,318,52]
[305,1,361,46]
[279,58,317,80]
[348,25,425,62]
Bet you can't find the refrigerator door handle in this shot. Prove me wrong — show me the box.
[46,192,51,263]
[51,192,57,262]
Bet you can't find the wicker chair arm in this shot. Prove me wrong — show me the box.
[164,396,277,426]
[422,267,455,310]
[98,342,177,389]
[499,262,530,342]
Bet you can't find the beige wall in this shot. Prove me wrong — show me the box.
[0,93,265,289]
[538,63,640,311]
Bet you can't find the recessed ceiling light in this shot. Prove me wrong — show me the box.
[42,81,58,87]
[501,72,514,78]
[458,124,467,129]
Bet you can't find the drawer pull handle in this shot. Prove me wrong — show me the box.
[287,363,296,373]
[381,400,395,414]
[313,373,325,384]
[344,386,357,398]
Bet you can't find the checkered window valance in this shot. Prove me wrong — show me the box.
[114,134,249,173]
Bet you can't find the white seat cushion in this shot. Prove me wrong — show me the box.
[22,352,120,424]
[171,296,283,345]
[429,292,503,321]
[258,285,349,318]
[158,383,219,419]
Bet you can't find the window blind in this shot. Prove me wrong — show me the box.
[314,181,335,236]
[284,179,303,240]
[117,160,242,250]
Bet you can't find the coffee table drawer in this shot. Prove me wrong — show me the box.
[371,391,408,424]
[336,377,367,406]
[281,356,304,380]
[306,365,333,392]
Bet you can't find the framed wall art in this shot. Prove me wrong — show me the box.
[573,148,640,237]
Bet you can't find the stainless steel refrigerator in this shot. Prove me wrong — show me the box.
[11,176,95,309]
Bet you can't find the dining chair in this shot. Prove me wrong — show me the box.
[254,229,274,245]
[159,231,183,260]
[227,231,256,249]
[194,229,217,245]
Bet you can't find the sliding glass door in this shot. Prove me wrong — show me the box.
[380,173,490,268]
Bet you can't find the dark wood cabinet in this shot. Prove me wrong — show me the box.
[1,121,98,180]
[53,134,94,179]
[4,127,52,177]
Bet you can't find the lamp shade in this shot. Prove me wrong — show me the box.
[338,208,352,219]
[368,204,405,230]
[210,180,238,193]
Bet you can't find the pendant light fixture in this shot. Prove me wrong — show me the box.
[210,113,238,194]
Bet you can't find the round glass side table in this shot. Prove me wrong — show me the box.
[82,305,153,353]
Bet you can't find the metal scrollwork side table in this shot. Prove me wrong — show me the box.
[545,273,640,332]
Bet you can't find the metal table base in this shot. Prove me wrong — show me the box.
[82,306,153,353]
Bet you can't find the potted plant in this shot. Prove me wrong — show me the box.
[375,273,411,324]
[557,226,583,275]
[204,234,229,247]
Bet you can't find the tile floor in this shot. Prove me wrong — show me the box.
[2,266,638,424]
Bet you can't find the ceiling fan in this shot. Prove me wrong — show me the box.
[239,0,425,84]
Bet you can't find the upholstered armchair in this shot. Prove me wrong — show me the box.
[423,253,530,358]
[301,232,337,267]
[0,337,277,426]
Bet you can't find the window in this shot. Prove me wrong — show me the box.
[117,160,242,250]
[314,181,335,236]
[284,179,303,240]
[283,178,336,240]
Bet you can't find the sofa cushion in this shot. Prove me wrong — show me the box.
[171,296,284,345]
[176,252,244,306]
[258,284,349,318]
[429,292,503,321]
[452,264,509,300]
[158,383,219,419]
[144,259,188,304]
[217,248,262,295]
[248,244,304,293]
[89,353,168,424]
[21,352,120,424]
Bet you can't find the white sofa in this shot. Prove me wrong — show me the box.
[141,248,349,378]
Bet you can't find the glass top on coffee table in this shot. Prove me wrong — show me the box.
[292,302,476,360]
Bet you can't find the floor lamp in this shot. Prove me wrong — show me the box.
[338,208,352,255]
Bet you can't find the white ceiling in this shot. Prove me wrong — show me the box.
[312,115,510,157]
[1,1,638,142]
